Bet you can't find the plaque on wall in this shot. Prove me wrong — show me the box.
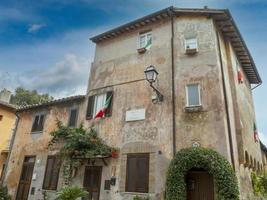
[125,108,146,122]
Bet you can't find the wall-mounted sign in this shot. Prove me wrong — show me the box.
[126,108,146,122]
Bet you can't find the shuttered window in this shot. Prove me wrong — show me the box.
[31,114,45,133]
[43,156,61,190]
[68,108,78,127]
[86,91,113,119]
[126,153,149,193]
[186,84,201,107]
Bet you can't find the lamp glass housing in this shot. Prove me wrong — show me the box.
[144,65,158,83]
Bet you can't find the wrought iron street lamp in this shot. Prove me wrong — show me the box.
[144,65,163,103]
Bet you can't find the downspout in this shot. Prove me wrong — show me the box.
[169,7,176,157]
[0,112,20,187]
[216,31,235,171]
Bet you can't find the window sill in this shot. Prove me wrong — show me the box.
[137,47,146,54]
[185,48,198,55]
[42,189,57,192]
[121,192,150,195]
[31,131,43,134]
[184,105,203,113]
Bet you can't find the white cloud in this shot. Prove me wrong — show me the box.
[0,7,31,23]
[28,23,46,33]
[18,53,90,98]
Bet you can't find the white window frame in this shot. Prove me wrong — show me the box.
[185,84,201,107]
[93,93,107,117]
[184,37,198,52]
[31,112,46,133]
[139,31,152,49]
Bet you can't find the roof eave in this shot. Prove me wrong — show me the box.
[17,95,85,112]
[90,6,174,42]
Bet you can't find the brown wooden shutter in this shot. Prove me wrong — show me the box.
[126,153,149,193]
[126,156,137,192]
[37,114,45,131]
[31,115,39,132]
[43,157,53,189]
[105,91,113,117]
[43,156,60,190]
[50,157,61,190]
[136,155,149,193]
[86,96,95,120]
[68,109,78,127]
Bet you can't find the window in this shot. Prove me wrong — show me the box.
[86,91,113,119]
[139,32,152,49]
[68,108,78,127]
[0,163,5,180]
[31,114,45,133]
[43,156,61,190]
[126,153,149,193]
[186,84,201,107]
[185,38,198,53]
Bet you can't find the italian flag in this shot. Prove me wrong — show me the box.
[254,122,259,143]
[94,95,112,119]
[238,69,243,84]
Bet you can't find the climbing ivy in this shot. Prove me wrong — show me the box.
[49,121,117,183]
[166,147,239,200]
[251,172,267,198]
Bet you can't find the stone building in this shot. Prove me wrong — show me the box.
[0,89,17,182]
[2,96,85,199]
[2,7,265,200]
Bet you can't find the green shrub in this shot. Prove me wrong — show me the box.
[0,186,11,200]
[55,186,88,200]
[251,172,267,197]
[166,147,239,200]
[133,196,149,200]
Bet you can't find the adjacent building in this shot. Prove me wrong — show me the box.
[2,95,85,199]
[0,89,17,182]
[2,7,265,200]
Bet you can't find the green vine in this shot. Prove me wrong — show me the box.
[251,172,267,197]
[166,147,239,200]
[49,121,117,184]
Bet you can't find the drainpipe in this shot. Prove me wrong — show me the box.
[168,7,176,157]
[0,112,20,187]
[216,31,235,171]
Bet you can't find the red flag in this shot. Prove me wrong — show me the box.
[238,70,243,84]
[94,94,112,119]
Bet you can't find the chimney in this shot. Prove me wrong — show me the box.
[0,88,12,103]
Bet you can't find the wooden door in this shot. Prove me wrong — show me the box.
[186,170,214,200]
[83,166,102,200]
[16,156,35,200]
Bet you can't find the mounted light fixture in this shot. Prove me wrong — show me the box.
[144,65,163,103]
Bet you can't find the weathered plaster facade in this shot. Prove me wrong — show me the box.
[3,97,85,199]
[3,7,265,200]
[0,101,16,181]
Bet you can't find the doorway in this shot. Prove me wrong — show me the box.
[16,156,36,200]
[83,166,102,200]
[186,170,214,200]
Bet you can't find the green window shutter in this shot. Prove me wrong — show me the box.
[105,91,113,117]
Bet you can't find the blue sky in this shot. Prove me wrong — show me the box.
[0,0,267,143]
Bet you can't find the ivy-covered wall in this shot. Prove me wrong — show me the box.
[166,147,239,200]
